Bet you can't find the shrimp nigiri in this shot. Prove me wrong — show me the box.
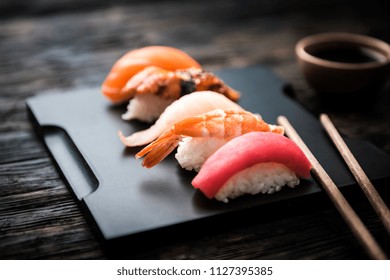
[192,132,312,202]
[119,91,243,147]
[102,46,201,104]
[136,109,284,171]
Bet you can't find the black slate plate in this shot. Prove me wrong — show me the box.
[26,66,390,241]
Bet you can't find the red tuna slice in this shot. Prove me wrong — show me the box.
[192,132,312,199]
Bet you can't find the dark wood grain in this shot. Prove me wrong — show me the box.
[1,0,389,259]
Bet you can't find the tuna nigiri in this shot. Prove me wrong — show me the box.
[135,109,284,171]
[119,91,243,147]
[192,132,312,203]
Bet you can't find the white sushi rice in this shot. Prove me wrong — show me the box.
[215,162,300,203]
[121,94,176,123]
[176,137,228,172]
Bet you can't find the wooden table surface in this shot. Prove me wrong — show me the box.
[1,0,390,259]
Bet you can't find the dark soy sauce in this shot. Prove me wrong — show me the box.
[310,46,386,63]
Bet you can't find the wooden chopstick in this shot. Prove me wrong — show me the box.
[277,115,387,260]
[320,113,390,236]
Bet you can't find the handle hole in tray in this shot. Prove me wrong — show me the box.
[42,126,99,200]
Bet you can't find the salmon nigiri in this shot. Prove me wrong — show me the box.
[102,46,240,123]
[192,132,312,203]
[102,46,201,104]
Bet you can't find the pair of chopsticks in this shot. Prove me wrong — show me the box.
[277,114,390,260]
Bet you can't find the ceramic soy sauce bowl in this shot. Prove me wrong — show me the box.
[295,33,390,94]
